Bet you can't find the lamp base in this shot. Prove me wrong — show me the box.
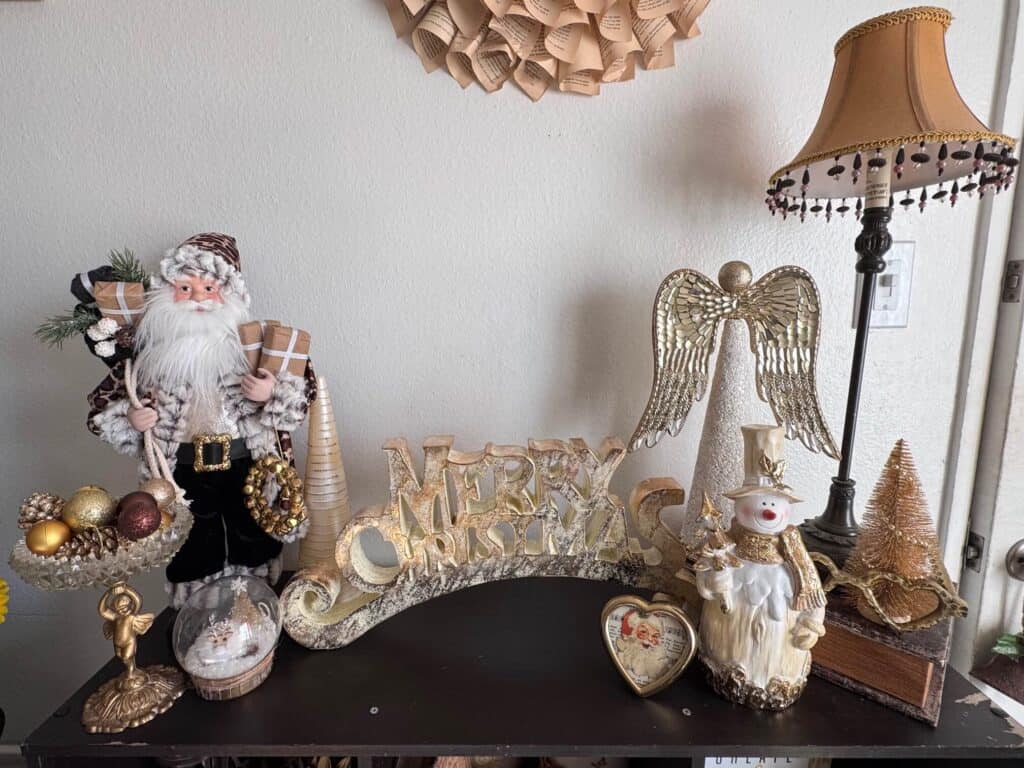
[799,477,859,566]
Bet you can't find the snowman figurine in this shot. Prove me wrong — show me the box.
[695,424,827,710]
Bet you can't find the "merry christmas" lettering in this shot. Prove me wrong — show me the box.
[340,435,644,587]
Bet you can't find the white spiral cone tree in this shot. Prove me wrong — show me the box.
[297,377,352,569]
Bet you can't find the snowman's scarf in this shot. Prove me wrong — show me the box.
[780,527,827,611]
[729,521,826,612]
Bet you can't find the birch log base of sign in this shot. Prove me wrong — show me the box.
[281,435,690,649]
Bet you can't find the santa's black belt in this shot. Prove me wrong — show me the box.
[177,435,250,473]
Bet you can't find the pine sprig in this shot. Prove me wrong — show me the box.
[108,248,150,288]
[35,304,101,348]
[36,246,149,348]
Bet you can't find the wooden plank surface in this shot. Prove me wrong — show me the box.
[22,577,1024,760]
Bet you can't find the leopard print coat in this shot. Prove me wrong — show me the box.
[87,360,318,541]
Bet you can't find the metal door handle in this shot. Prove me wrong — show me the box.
[1006,539,1024,580]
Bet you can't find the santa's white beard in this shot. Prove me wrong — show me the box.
[134,286,251,428]
[616,637,670,680]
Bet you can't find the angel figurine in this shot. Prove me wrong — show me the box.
[100,583,153,677]
[629,261,839,459]
[82,582,185,733]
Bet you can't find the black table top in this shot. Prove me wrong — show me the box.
[22,576,1024,760]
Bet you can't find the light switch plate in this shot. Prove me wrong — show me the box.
[852,240,915,329]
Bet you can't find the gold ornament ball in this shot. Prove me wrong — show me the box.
[61,485,117,532]
[26,519,72,556]
[139,478,176,510]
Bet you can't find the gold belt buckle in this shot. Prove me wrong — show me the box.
[193,433,232,472]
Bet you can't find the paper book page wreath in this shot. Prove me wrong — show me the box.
[384,0,711,101]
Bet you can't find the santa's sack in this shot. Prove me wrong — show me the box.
[70,266,118,305]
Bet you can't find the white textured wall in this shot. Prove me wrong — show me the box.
[0,0,1011,743]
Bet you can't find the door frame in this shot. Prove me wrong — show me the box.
[947,0,1024,713]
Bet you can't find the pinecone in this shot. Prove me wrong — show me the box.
[55,527,121,560]
[18,492,64,530]
[115,325,135,349]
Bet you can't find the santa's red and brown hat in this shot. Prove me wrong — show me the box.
[620,610,638,637]
[158,232,250,306]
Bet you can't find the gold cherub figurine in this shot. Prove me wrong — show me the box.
[82,582,186,734]
[101,583,153,677]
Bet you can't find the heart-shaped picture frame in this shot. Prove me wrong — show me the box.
[601,595,697,697]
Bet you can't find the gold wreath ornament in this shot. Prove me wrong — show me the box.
[243,455,307,537]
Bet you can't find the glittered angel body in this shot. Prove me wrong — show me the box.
[695,425,826,710]
[86,234,316,606]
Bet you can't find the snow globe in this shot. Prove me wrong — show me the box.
[172,575,282,700]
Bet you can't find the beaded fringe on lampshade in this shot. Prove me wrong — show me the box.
[766,7,1017,222]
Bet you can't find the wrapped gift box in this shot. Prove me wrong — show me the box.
[238,320,281,370]
[258,325,310,377]
[92,281,146,326]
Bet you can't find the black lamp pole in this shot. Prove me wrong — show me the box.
[800,203,893,565]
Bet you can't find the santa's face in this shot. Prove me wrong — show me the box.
[172,275,225,309]
[635,621,662,649]
[736,491,791,535]
[134,272,251,400]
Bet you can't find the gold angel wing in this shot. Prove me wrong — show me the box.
[629,270,731,451]
[742,266,840,459]
[131,612,155,637]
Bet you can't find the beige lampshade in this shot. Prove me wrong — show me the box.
[768,6,1017,220]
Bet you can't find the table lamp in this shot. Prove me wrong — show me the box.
[766,6,1017,563]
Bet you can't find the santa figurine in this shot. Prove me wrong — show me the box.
[694,424,826,710]
[87,233,315,606]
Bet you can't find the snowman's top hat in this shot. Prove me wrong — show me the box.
[723,424,803,503]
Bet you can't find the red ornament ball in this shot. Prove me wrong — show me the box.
[116,491,161,541]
